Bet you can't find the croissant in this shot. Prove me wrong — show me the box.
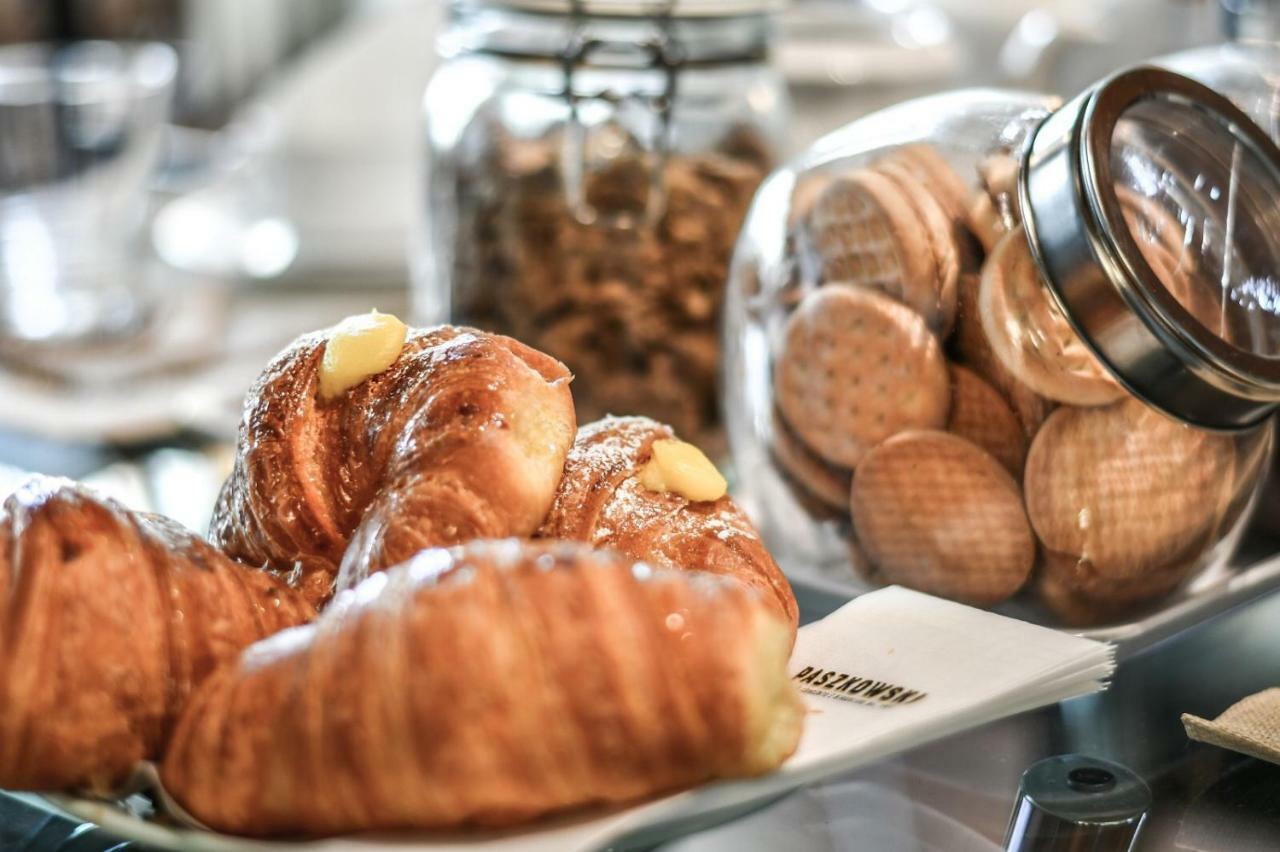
[0,477,314,793]
[538,416,798,632]
[162,540,803,837]
[211,323,576,606]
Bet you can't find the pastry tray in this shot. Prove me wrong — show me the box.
[28,562,1278,850]
[35,790,792,852]
[784,543,1280,662]
[29,586,1116,852]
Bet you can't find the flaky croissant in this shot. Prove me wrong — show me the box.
[0,478,314,793]
[211,324,576,606]
[539,416,798,632]
[162,540,803,837]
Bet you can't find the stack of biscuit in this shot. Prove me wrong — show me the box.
[770,144,1262,625]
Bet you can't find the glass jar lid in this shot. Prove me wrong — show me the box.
[1021,65,1280,429]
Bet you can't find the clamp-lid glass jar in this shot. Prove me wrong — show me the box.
[416,0,787,450]
[1157,31,1280,539]
[724,67,1280,630]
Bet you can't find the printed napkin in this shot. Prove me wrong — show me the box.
[57,586,1115,851]
[782,587,1115,780]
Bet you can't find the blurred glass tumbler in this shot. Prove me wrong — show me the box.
[0,41,176,346]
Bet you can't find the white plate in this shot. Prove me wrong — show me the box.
[35,720,984,852]
[37,588,1111,852]
[42,787,790,852]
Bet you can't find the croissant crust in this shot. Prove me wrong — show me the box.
[211,325,576,606]
[0,478,314,793]
[539,416,798,632]
[162,540,803,837]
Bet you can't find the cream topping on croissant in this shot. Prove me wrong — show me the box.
[539,416,799,634]
[211,323,577,607]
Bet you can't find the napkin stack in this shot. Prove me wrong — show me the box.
[781,587,1116,782]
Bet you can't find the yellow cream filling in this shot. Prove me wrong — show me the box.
[638,439,727,502]
[318,310,408,400]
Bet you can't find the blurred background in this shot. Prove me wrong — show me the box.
[2,3,1280,850]
[0,0,1266,527]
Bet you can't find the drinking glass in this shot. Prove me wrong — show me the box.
[0,41,176,346]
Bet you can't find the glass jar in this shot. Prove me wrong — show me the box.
[1156,21,1280,538]
[416,0,788,450]
[724,66,1280,630]
[1157,44,1280,141]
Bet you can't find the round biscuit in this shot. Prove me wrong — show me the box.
[966,152,1022,252]
[804,174,911,294]
[1212,431,1263,541]
[967,189,1006,255]
[947,364,1027,476]
[1042,549,1197,604]
[977,151,1021,225]
[876,161,960,336]
[954,271,1052,436]
[979,227,1125,406]
[770,405,852,515]
[770,459,846,521]
[1035,549,1196,627]
[884,144,972,225]
[880,145,986,272]
[848,533,881,585]
[850,430,1035,605]
[1034,565,1105,626]
[788,171,835,229]
[775,286,950,469]
[1023,399,1237,579]
[804,170,949,332]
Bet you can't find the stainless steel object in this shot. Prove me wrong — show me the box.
[1004,755,1150,852]
[1021,65,1280,430]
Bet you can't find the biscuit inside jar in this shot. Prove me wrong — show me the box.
[873,160,961,334]
[1023,399,1237,580]
[765,140,1265,627]
[978,226,1124,407]
[849,430,1035,606]
[946,365,1027,476]
[801,171,953,334]
[954,270,1052,437]
[774,286,950,470]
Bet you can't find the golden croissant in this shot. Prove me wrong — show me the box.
[162,540,804,837]
[539,416,798,632]
[0,478,315,793]
[211,323,577,606]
